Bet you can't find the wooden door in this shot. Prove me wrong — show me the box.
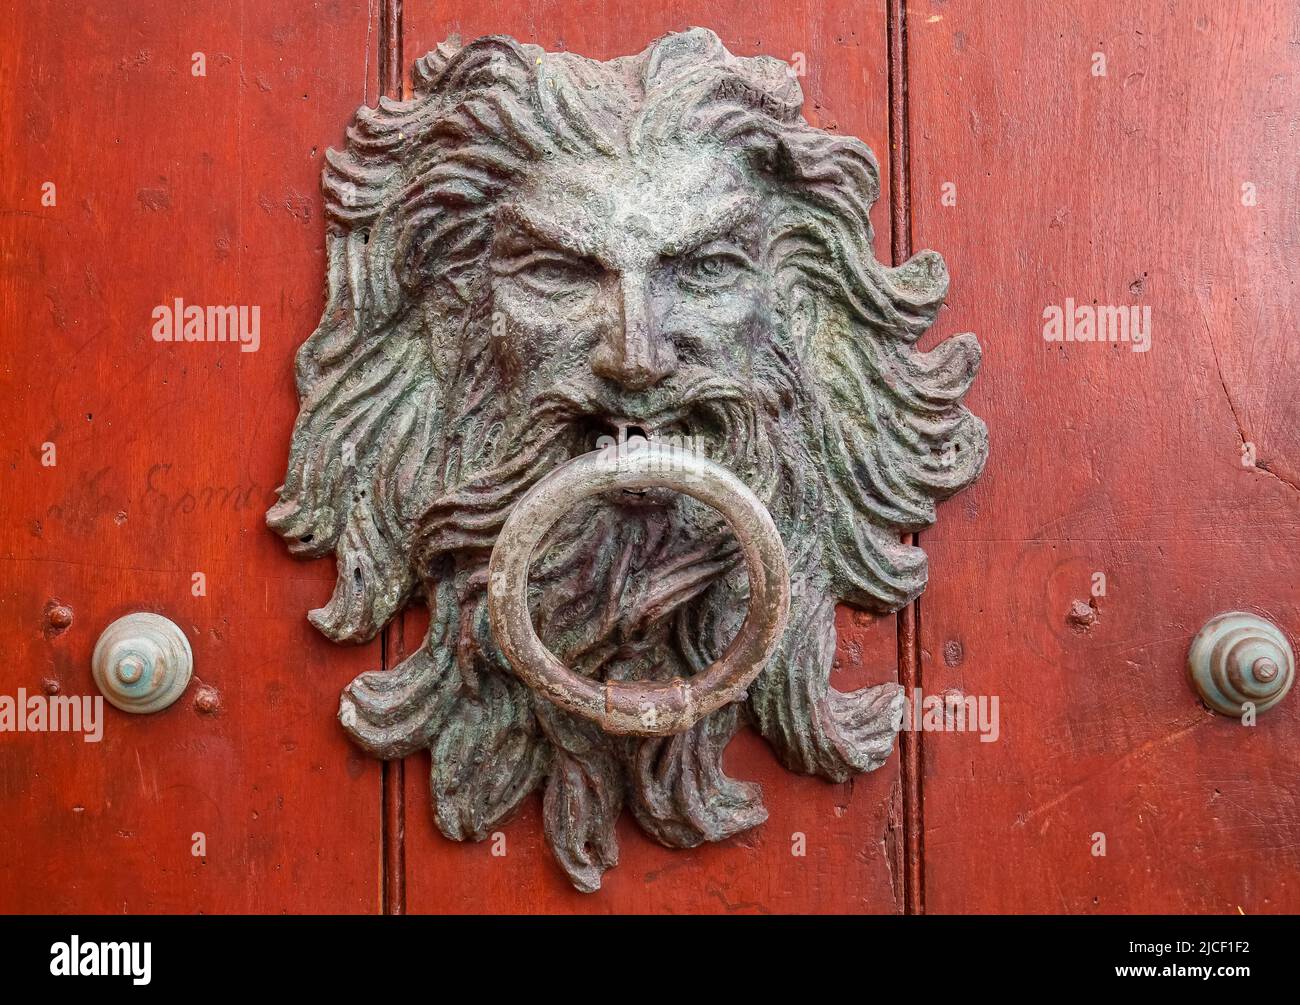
[1,0,1295,915]
[0,0,386,913]
[907,0,1300,914]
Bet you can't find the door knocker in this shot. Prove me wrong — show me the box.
[487,437,791,737]
[269,28,987,891]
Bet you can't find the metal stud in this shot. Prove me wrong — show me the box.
[91,613,193,714]
[1188,612,1294,717]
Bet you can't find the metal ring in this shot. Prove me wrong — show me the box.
[487,439,790,737]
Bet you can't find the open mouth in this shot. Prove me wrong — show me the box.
[576,418,653,452]
[573,418,691,508]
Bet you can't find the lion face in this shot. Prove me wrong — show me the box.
[269,28,987,892]
[491,146,769,406]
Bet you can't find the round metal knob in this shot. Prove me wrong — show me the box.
[487,438,790,737]
[92,613,193,713]
[1188,612,1294,717]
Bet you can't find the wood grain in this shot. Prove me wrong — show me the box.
[907,0,1300,913]
[0,0,385,912]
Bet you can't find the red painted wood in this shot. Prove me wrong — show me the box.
[10,0,1290,917]
[0,0,904,917]
[907,0,1300,913]
[396,0,904,914]
[887,0,924,915]
[0,0,384,912]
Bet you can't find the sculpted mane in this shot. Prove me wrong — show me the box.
[268,28,987,891]
[269,28,984,639]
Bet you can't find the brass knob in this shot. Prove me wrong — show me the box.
[1188,612,1294,717]
[91,613,193,713]
[487,438,790,737]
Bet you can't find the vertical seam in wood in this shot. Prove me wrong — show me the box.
[886,0,912,265]
[381,623,407,915]
[378,0,406,917]
[380,0,404,100]
[887,0,924,917]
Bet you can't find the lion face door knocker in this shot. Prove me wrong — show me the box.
[269,29,987,892]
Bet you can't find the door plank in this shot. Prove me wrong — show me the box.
[907,0,1300,913]
[0,0,384,912]
[396,0,904,913]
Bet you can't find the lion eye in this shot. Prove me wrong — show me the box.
[679,251,747,289]
[519,256,595,288]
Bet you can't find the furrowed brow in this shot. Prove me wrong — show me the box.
[662,193,756,255]
[495,203,593,259]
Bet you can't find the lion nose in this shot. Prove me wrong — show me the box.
[591,272,677,390]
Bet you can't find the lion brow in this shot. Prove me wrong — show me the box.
[495,193,757,267]
[663,193,757,256]
[494,203,595,260]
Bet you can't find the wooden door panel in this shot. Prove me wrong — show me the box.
[907,0,1300,913]
[396,0,905,913]
[0,0,383,913]
[6,0,1292,917]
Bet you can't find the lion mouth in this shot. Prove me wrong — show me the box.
[533,377,753,512]
[573,418,697,508]
[577,418,688,452]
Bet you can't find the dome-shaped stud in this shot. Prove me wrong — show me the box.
[1188,612,1294,717]
[91,613,193,714]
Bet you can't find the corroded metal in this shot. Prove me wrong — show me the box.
[1188,612,1294,716]
[91,613,193,714]
[269,29,987,892]
[487,438,791,736]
